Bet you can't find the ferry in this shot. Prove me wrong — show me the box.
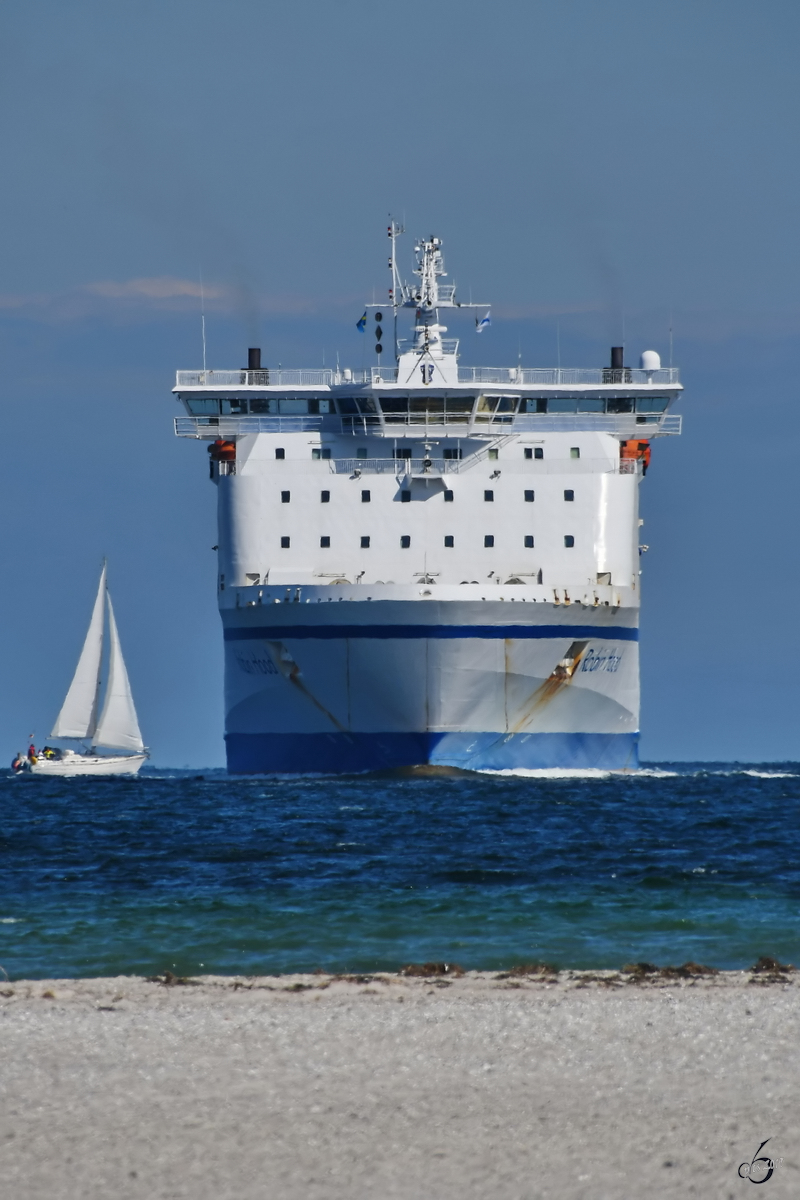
[173,227,682,773]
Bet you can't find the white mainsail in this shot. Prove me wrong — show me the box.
[50,564,106,740]
[92,595,145,752]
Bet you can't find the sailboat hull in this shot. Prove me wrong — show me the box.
[27,752,147,777]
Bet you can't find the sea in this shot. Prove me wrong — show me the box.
[1,765,799,981]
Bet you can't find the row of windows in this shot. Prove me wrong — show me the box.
[276,446,575,461]
[278,535,577,549]
[189,393,668,417]
[280,489,575,503]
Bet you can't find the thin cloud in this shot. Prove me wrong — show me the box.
[0,277,341,322]
[84,277,225,300]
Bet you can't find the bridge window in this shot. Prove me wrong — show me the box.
[525,490,534,502]
[361,490,371,503]
[397,448,412,459]
[534,447,543,459]
[443,448,462,460]
[564,536,575,548]
[444,490,454,502]
[635,396,669,414]
[360,536,370,548]
[484,535,495,547]
[570,448,580,459]
[281,491,290,503]
[488,448,499,460]
[444,536,454,548]
[312,447,332,460]
[321,490,330,503]
[564,490,574,501]
[281,537,290,548]
[484,490,494,502]
[275,448,285,459]
[400,536,411,549]
[320,537,330,548]
[524,536,534,548]
[357,448,368,460]
[185,397,220,415]
[400,490,411,503]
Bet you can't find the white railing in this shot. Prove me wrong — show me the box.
[510,413,682,436]
[176,369,335,388]
[329,454,641,477]
[174,416,322,438]
[331,457,462,476]
[176,365,680,389]
[175,412,681,440]
[457,366,680,386]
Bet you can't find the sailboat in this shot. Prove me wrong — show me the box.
[25,564,148,776]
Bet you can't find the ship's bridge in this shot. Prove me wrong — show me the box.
[174,360,682,441]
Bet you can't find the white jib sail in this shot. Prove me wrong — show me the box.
[92,594,145,753]
[50,564,106,740]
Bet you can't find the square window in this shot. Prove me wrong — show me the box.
[484,535,494,547]
[320,490,330,503]
[524,447,533,459]
[361,536,370,548]
[570,447,580,459]
[564,535,575,548]
[488,448,499,460]
[400,490,411,503]
[444,490,454,502]
[484,490,494,502]
[321,448,331,459]
[524,535,534,549]
[524,490,534,502]
[443,448,462,460]
[361,490,371,503]
[534,447,544,460]
[564,489,574,501]
[444,535,454,548]
[312,448,321,460]
[281,536,290,548]
[400,535,411,549]
[320,536,330,548]
[275,448,285,460]
[281,491,290,503]
[397,448,412,459]
[357,448,368,459]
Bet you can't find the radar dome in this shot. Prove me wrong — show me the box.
[640,350,661,371]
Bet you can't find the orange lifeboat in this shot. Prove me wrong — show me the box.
[209,439,236,462]
[620,439,651,474]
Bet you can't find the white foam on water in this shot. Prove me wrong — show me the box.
[479,767,613,779]
[0,918,19,924]
[742,770,798,779]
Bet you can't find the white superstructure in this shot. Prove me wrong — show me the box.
[174,229,682,773]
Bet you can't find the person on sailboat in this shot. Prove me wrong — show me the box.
[28,743,38,763]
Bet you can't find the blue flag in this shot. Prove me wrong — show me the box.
[476,311,491,333]
[356,311,367,332]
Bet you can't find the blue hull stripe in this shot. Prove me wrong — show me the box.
[226,731,639,774]
[224,624,638,643]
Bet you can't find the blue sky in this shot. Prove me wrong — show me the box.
[1,0,798,765]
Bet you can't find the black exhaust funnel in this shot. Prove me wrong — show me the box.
[248,347,261,370]
[610,346,624,370]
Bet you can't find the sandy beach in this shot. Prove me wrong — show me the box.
[1,965,798,1199]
